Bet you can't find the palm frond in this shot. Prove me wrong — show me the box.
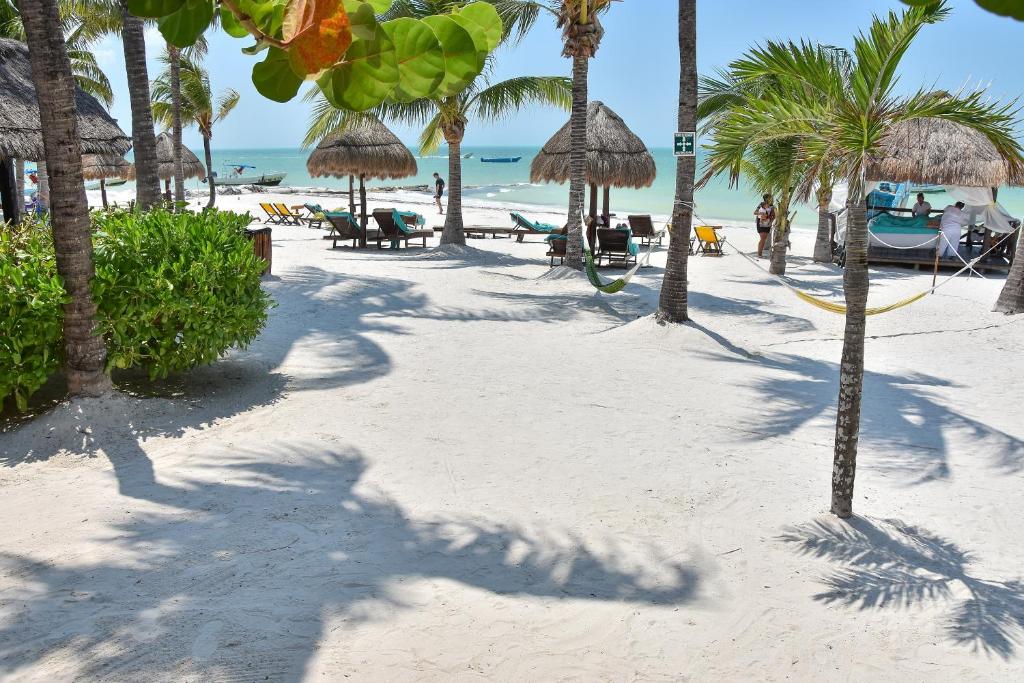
[418,111,445,154]
[469,75,570,121]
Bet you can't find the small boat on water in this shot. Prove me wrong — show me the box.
[463,153,473,159]
[213,163,287,186]
[908,183,943,194]
[481,156,522,163]
[85,178,127,190]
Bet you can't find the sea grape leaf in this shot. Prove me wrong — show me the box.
[343,1,378,41]
[449,13,487,71]
[126,0,185,17]
[220,5,250,37]
[252,47,303,102]
[456,2,502,52]
[342,0,392,15]
[975,0,1024,19]
[283,0,353,75]
[318,26,398,111]
[381,18,445,102]
[421,15,480,98]
[158,0,215,48]
[231,0,284,37]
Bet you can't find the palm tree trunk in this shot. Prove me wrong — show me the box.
[441,129,466,246]
[348,175,355,216]
[657,0,697,323]
[15,159,25,209]
[831,189,869,519]
[203,133,216,208]
[358,174,368,248]
[994,230,1024,314]
[563,52,588,270]
[120,0,160,209]
[21,0,111,398]
[813,188,833,263]
[100,178,108,209]
[0,158,18,224]
[169,43,186,207]
[37,160,49,211]
[768,188,792,275]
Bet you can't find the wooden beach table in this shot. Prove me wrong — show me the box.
[432,226,542,241]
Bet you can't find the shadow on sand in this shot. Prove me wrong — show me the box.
[782,516,1024,659]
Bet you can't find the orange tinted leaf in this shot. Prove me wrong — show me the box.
[283,0,353,75]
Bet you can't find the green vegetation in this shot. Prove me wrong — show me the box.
[0,211,273,410]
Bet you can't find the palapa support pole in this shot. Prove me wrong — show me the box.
[602,185,610,226]
[100,178,108,210]
[0,157,19,225]
[349,175,355,216]
[932,228,942,291]
[358,173,368,249]
[587,182,598,248]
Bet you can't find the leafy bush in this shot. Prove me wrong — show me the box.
[0,221,67,410]
[0,209,272,409]
[93,209,272,379]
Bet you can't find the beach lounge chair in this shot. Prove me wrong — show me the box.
[594,228,638,267]
[323,212,362,248]
[303,203,328,229]
[372,208,432,249]
[546,233,567,266]
[510,212,559,241]
[694,225,726,256]
[272,203,303,226]
[259,202,282,224]
[627,215,664,246]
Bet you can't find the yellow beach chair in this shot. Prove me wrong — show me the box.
[273,203,303,226]
[259,202,282,224]
[694,225,726,256]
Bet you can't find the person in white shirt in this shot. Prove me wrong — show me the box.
[938,202,967,258]
[911,193,932,217]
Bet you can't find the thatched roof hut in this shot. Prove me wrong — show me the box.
[81,154,134,181]
[154,131,205,181]
[0,38,131,159]
[306,117,417,180]
[867,117,1024,188]
[530,101,656,189]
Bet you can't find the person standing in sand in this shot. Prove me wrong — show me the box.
[754,193,775,257]
[433,172,445,215]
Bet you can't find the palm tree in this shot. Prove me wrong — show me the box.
[557,0,606,270]
[151,52,240,208]
[710,2,1023,517]
[307,75,570,245]
[19,0,111,397]
[994,236,1024,314]
[119,0,161,209]
[656,0,697,323]
[1,0,116,212]
[168,42,185,205]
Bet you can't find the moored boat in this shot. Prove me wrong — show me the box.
[480,156,522,163]
[214,163,287,186]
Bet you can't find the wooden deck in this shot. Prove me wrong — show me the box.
[867,246,1011,273]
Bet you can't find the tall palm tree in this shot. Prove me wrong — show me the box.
[168,42,185,205]
[119,0,160,209]
[711,2,1023,517]
[656,0,697,323]
[151,52,240,208]
[19,0,111,397]
[307,75,570,245]
[557,0,606,270]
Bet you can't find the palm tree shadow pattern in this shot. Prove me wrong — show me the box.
[0,443,703,680]
[781,516,1024,659]
[700,349,1024,483]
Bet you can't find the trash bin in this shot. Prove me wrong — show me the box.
[245,226,272,276]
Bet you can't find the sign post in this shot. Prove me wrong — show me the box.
[674,132,696,157]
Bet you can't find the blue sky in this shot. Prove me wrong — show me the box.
[93,0,1023,150]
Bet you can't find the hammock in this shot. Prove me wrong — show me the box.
[583,232,660,294]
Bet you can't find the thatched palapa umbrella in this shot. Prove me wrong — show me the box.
[154,131,204,197]
[306,117,417,248]
[531,100,656,243]
[81,154,134,209]
[0,37,131,222]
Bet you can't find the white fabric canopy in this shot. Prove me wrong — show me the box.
[943,186,1018,234]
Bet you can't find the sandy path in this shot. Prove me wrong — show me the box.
[1,193,1023,681]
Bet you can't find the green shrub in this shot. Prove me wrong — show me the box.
[92,209,272,379]
[0,220,67,410]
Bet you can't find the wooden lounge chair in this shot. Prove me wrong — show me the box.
[594,228,638,267]
[694,225,726,256]
[323,212,362,248]
[372,208,432,249]
[273,202,302,226]
[628,215,663,246]
[259,202,282,224]
[546,233,567,266]
[510,212,560,242]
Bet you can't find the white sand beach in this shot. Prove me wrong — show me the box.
[2,188,1023,681]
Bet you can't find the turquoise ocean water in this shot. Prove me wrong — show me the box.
[141,146,1024,230]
